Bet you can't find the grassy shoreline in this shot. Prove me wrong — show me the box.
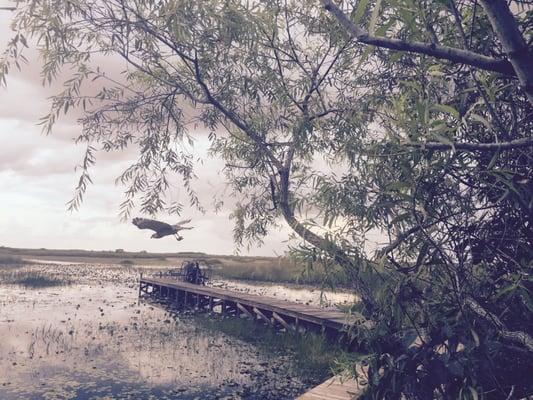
[0,246,351,286]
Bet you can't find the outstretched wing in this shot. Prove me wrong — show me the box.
[132,217,172,233]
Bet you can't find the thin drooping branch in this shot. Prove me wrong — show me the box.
[190,56,284,172]
[320,0,516,77]
[408,137,533,152]
[478,0,533,106]
[378,205,498,257]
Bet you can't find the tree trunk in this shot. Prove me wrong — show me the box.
[277,168,377,312]
[479,0,533,106]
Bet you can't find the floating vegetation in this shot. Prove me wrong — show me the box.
[194,314,354,383]
[2,271,72,288]
[0,279,314,399]
[0,254,26,266]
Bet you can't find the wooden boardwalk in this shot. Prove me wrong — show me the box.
[139,276,366,399]
[297,376,362,400]
[140,276,361,333]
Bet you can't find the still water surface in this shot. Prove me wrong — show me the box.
[0,264,351,399]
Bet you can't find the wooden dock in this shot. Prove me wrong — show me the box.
[140,276,367,399]
[139,276,361,334]
[297,375,362,400]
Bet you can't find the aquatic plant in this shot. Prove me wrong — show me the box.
[194,314,355,383]
[1,271,72,288]
[0,254,26,266]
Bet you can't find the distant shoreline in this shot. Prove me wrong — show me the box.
[1,246,343,286]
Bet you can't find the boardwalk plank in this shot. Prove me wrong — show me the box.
[141,277,364,330]
[297,376,362,400]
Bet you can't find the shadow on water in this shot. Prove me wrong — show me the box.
[0,264,331,399]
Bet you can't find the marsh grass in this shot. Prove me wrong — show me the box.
[1,246,351,286]
[194,314,357,382]
[0,270,73,288]
[0,254,26,266]
[208,256,351,286]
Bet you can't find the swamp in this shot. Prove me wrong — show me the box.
[1,0,532,398]
[0,258,355,399]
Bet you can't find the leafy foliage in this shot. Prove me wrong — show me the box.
[1,0,532,398]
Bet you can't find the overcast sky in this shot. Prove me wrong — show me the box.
[0,10,291,256]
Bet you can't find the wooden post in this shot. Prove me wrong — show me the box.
[195,293,200,310]
[209,296,213,311]
[236,303,254,319]
[253,307,272,326]
[138,272,143,300]
[175,290,181,308]
[272,312,294,331]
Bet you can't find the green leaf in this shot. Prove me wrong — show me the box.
[432,104,459,119]
[468,386,479,400]
[368,0,382,34]
[351,0,370,25]
[356,45,374,70]
[428,65,444,77]
[470,329,480,347]
[495,282,518,298]
[430,120,449,133]
[487,150,500,169]
[390,213,410,225]
[374,18,395,36]
[389,51,403,64]
[519,292,533,316]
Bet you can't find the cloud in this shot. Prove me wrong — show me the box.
[0,102,289,256]
[0,10,291,256]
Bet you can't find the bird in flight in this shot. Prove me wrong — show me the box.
[132,217,193,241]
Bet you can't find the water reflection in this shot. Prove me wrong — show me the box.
[0,282,307,399]
[212,279,357,308]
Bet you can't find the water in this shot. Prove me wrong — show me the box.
[211,280,356,309]
[0,263,350,399]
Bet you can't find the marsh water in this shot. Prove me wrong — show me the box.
[0,263,353,399]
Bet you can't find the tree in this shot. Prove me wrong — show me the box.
[2,0,532,398]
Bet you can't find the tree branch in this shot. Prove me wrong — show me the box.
[408,138,533,152]
[320,0,516,76]
[191,56,284,171]
[478,0,533,106]
[277,167,377,310]
[465,297,533,353]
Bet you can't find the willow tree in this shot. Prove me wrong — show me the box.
[2,0,532,398]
